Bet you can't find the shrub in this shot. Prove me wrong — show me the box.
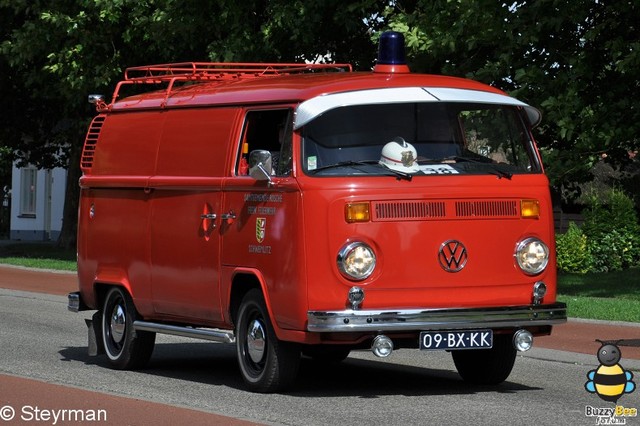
[589,231,623,273]
[556,222,592,274]
[582,188,640,239]
[589,228,640,273]
[581,188,640,272]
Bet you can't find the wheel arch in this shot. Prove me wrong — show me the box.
[92,280,135,314]
[226,268,314,343]
[228,270,266,326]
[99,283,155,369]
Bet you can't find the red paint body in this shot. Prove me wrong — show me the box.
[76,63,564,347]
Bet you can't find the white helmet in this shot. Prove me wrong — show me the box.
[379,137,419,173]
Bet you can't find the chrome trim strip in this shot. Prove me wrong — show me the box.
[133,320,236,344]
[307,303,567,332]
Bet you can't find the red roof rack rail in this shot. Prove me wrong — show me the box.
[103,62,353,109]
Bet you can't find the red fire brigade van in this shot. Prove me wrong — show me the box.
[69,32,566,392]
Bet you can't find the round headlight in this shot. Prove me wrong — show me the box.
[337,242,376,281]
[515,238,549,275]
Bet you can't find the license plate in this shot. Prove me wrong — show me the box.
[419,330,493,350]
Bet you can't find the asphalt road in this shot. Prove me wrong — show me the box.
[1,285,636,426]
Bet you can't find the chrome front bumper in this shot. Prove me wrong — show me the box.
[307,303,567,332]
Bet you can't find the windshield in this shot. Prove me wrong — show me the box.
[301,102,540,177]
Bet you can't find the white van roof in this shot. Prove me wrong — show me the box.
[294,87,541,130]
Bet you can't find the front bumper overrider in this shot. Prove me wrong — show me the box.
[307,302,567,332]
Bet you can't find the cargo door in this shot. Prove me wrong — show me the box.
[149,108,238,323]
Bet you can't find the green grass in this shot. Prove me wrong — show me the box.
[0,243,76,271]
[557,268,640,323]
[557,295,640,322]
[0,242,638,322]
[0,256,76,271]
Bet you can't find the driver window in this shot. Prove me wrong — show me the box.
[237,109,293,176]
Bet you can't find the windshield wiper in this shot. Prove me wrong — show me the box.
[379,167,413,181]
[487,168,513,179]
[309,160,413,181]
[433,155,492,164]
[308,160,380,174]
[424,156,513,180]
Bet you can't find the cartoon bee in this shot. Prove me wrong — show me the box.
[585,340,635,403]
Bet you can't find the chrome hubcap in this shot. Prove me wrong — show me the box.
[247,319,266,363]
[110,304,126,344]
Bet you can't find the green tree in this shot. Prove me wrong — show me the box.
[0,0,381,247]
[381,0,639,188]
[1,1,638,247]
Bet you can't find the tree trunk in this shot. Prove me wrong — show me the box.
[56,140,81,250]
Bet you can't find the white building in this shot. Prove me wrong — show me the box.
[10,163,67,241]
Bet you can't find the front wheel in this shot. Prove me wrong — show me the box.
[451,334,517,385]
[101,286,155,369]
[235,289,300,392]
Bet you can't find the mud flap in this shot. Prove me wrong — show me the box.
[85,311,105,356]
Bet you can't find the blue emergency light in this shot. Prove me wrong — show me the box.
[377,31,406,65]
[374,31,410,73]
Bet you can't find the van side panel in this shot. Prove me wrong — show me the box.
[90,112,163,176]
[154,108,235,177]
[148,108,238,324]
[77,112,165,314]
[77,188,153,310]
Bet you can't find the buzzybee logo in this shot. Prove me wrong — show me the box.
[584,340,637,425]
[585,340,635,403]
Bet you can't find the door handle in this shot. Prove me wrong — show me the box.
[221,211,236,225]
[200,212,217,235]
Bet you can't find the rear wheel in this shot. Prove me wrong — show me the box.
[236,289,300,392]
[451,334,516,385]
[101,286,155,369]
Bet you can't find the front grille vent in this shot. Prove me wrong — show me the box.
[373,201,446,221]
[455,200,518,218]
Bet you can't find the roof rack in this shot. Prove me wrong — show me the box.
[105,62,353,108]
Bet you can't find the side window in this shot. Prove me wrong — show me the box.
[237,109,293,176]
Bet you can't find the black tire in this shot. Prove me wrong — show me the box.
[302,345,351,364]
[451,334,517,385]
[101,286,155,369]
[235,289,300,392]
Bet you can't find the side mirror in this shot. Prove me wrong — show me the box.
[248,150,273,182]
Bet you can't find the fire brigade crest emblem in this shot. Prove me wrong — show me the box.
[256,217,266,243]
[401,150,416,167]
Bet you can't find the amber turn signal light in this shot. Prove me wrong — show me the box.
[345,202,370,223]
[521,199,540,219]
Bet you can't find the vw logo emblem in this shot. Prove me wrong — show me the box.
[438,240,468,272]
